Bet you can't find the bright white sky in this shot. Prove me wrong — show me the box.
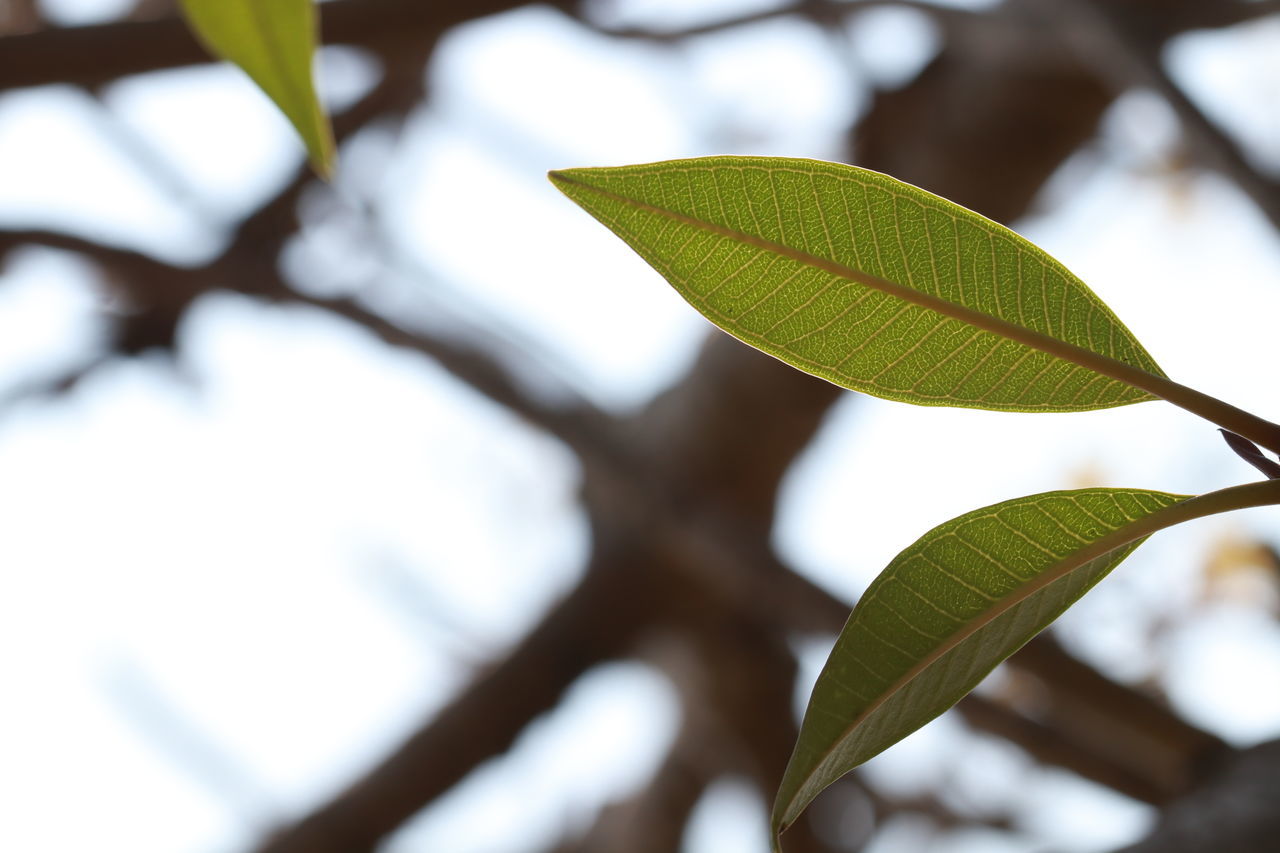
[0,3,1279,852]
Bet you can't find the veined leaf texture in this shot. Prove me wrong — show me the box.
[772,487,1184,837]
[551,157,1166,412]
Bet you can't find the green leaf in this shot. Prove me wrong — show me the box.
[550,157,1166,412]
[772,479,1280,845]
[180,0,335,177]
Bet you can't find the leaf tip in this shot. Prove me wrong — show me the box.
[547,168,586,189]
[310,137,337,182]
[770,804,797,851]
[295,81,336,179]
[548,168,598,207]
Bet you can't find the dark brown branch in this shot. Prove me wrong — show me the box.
[1010,635,1231,802]
[591,0,982,43]
[0,354,114,411]
[545,722,715,853]
[960,692,1183,806]
[253,530,660,853]
[1115,739,1280,853]
[863,783,1016,838]
[0,226,597,449]
[676,594,847,853]
[1146,1,1280,32]
[0,0,577,92]
[216,61,428,273]
[0,0,43,36]
[0,227,193,281]
[1049,0,1280,233]
[286,290,615,446]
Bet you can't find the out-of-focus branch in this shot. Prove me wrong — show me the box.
[1050,0,1280,234]
[0,227,601,450]
[590,0,983,43]
[1115,738,1280,853]
[215,60,428,273]
[1150,1,1280,32]
[0,62,419,290]
[545,721,715,853]
[863,783,1016,838]
[670,570,847,853]
[1008,635,1230,801]
[0,66,429,381]
[959,692,1178,806]
[0,0,578,92]
[293,290,614,443]
[549,509,1024,853]
[0,228,189,281]
[0,355,112,411]
[0,0,42,36]
[253,528,660,853]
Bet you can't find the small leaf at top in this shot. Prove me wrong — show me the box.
[551,157,1167,412]
[772,479,1280,846]
[180,0,335,177]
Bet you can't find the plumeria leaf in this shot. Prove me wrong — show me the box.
[180,0,335,176]
[551,156,1166,412]
[773,479,1280,847]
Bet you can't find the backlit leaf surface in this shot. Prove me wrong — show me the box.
[180,0,334,176]
[550,157,1164,412]
[773,487,1185,841]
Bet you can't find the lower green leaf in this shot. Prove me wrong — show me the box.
[774,480,1280,846]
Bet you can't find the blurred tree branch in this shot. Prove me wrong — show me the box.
[1115,738,1280,853]
[1049,0,1280,233]
[0,0,578,91]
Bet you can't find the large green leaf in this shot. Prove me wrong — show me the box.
[550,157,1165,412]
[180,0,335,176]
[772,479,1280,846]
